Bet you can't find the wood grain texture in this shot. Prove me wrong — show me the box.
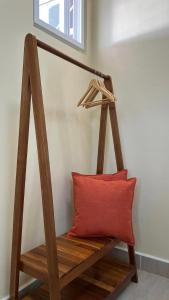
[10,37,31,300]
[21,257,135,300]
[20,234,119,289]
[128,245,138,283]
[26,34,61,300]
[97,103,108,174]
[97,77,112,174]
[108,76,124,171]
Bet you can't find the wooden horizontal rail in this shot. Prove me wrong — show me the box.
[37,38,109,79]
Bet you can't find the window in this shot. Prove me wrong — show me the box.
[34,0,85,50]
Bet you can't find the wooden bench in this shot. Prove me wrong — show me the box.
[21,235,136,299]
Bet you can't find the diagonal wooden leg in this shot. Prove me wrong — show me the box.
[26,34,61,300]
[105,77,138,283]
[105,77,124,171]
[97,103,108,174]
[10,43,31,300]
[97,77,116,174]
[109,103,124,171]
[107,76,138,283]
[128,245,138,283]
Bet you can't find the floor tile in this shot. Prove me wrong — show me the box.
[117,271,169,300]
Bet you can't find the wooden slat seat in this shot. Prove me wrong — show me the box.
[20,234,119,288]
[22,257,135,300]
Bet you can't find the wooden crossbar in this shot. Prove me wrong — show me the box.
[37,39,110,79]
[9,33,138,300]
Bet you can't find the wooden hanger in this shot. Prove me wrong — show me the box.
[77,79,117,109]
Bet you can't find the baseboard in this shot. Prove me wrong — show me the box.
[112,246,169,279]
[2,279,42,300]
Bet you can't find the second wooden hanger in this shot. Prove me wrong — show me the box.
[77,79,117,109]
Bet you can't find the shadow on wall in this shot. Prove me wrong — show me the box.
[92,0,169,259]
[103,36,169,257]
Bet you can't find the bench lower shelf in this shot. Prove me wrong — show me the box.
[22,257,136,300]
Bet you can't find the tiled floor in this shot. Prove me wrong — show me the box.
[118,271,169,300]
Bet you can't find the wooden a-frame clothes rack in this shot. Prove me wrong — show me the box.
[10,34,138,300]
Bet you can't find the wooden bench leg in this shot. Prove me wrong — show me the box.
[128,245,138,283]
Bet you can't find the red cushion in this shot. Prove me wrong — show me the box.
[72,169,128,181]
[68,175,136,245]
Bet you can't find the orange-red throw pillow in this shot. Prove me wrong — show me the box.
[72,169,128,181]
[68,174,136,245]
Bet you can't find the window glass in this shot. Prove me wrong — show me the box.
[34,0,85,50]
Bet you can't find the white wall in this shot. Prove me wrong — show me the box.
[0,0,93,298]
[1,1,169,298]
[92,0,169,260]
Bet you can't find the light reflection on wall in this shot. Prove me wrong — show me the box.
[111,0,169,43]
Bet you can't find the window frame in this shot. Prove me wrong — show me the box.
[33,0,86,51]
